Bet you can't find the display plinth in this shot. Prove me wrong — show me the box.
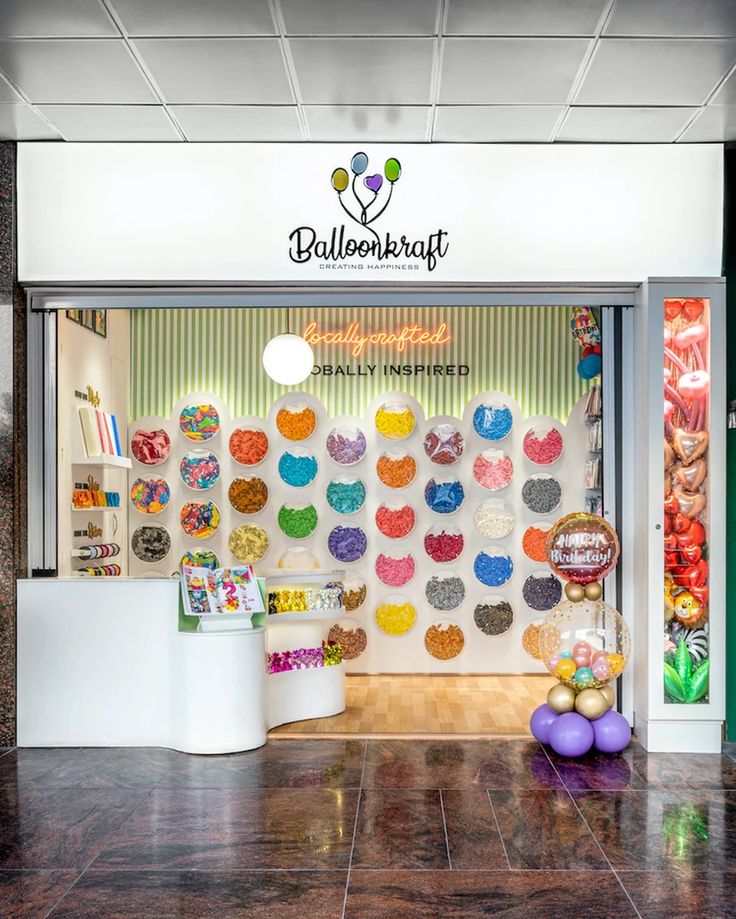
[267,664,345,730]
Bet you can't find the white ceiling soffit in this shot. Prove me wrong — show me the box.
[0,0,734,143]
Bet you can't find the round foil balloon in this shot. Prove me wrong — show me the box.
[545,513,620,585]
[538,599,630,692]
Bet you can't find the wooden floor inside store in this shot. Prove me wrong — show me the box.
[270,674,555,737]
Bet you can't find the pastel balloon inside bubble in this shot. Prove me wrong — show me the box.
[677,370,710,399]
[351,152,368,175]
[364,173,383,192]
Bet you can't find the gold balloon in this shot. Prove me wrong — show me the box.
[599,684,616,708]
[584,581,603,601]
[575,688,610,720]
[547,682,576,714]
[565,582,585,603]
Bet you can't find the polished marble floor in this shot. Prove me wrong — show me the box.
[1,739,736,917]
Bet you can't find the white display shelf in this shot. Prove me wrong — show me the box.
[265,609,343,623]
[71,454,132,469]
[71,506,120,512]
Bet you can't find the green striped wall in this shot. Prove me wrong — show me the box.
[131,306,590,421]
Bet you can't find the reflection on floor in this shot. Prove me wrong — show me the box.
[271,673,556,736]
[1,739,736,918]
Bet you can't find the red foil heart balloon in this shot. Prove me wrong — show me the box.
[672,428,708,466]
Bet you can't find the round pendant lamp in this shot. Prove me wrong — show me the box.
[262,326,314,386]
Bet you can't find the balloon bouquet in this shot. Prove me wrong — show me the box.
[525,513,632,757]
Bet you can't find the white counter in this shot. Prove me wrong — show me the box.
[17,578,268,753]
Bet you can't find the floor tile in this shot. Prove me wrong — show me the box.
[0,788,148,869]
[573,789,736,871]
[49,869,347,919]
[156,739,365,789]
[619,870,736,919]
[93,787,358,870]
[441,789,507,869]
[490,789,608,869]
[351,789,449,869]
[547,747,646,791]
[0,869,78,918]
[0,749,86,788]
[362,739,562,789]
[345,870,636,918]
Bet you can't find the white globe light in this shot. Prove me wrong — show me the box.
[262,333,315,385]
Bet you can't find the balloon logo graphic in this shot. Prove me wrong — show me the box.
[329,151,402,234]
[351,152,368,175]
[331,167,349,192]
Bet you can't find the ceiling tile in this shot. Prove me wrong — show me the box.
[434,105,563,141]
[577,38,736,105]
[440,38,589,104]
[446,0,608,36]
[112,0,275,36]
[290,38,434,104]
[0,0,117,37]
[305,105,429,140]
[134,38,292,104]
[558,106,696,142]
[679,104,736,141]
[0,39,156,103]
[37,104,181,140]
[0,102,61,139]
[605,0,736,38]
[171,105,302,140]
[281,0,438,35]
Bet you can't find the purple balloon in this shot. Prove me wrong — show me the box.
[364,173,383,193]
[592,710,632,754]
[548,712,594,758]
[529,704,559,745]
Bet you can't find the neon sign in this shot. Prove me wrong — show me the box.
[303,321,451,358]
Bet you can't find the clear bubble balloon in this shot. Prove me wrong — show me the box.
[538,599,630,692]
[331,167,349,192]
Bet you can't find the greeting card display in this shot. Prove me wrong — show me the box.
[181,564,265,620]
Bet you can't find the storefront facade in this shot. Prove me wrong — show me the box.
[5,141,727,753]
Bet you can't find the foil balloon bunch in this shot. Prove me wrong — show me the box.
[525,513,632,757]
[331,151,402,239]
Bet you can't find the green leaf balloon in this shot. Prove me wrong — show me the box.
[686,660,710,703]
[674,638,692,687]
[664,662,687,703]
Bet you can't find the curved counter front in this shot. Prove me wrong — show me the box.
[17,578,268,754]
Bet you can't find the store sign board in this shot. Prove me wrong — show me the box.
[17,142,723,283]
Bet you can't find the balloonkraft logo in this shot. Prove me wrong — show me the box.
[288,151,449,272]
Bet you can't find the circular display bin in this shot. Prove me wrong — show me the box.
[278,449,318,488]
[229,427,269,467]
[229,476,269,515]
[424,524,464,563]
[521,474,562,515]
[375,502,416,539]
[326,425,367,465]
[424,476,465,514]
[472,448,513,490]
[375,550,416,587]
[423,424,464,465]
[472,403,513,441]
[229,524,270,563]
[425,620,465,660]
[474,596,514,636]
[376,451,417,489]
[474,497,515,539]
[276,404,317,442]
[523,421,564,466]
[326,477,366,515]
[131,525,171,563]
[327,619,368,660]
[179,450,220,490]
[375,595,417,636]
[277,502,318,539]
[130,477,170,515]
[425,573,465,611]
[179,403,220,441]
[180,501,221,539]
[375,402,416,440]
[131,428,171,466]
[473,546,514,587]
